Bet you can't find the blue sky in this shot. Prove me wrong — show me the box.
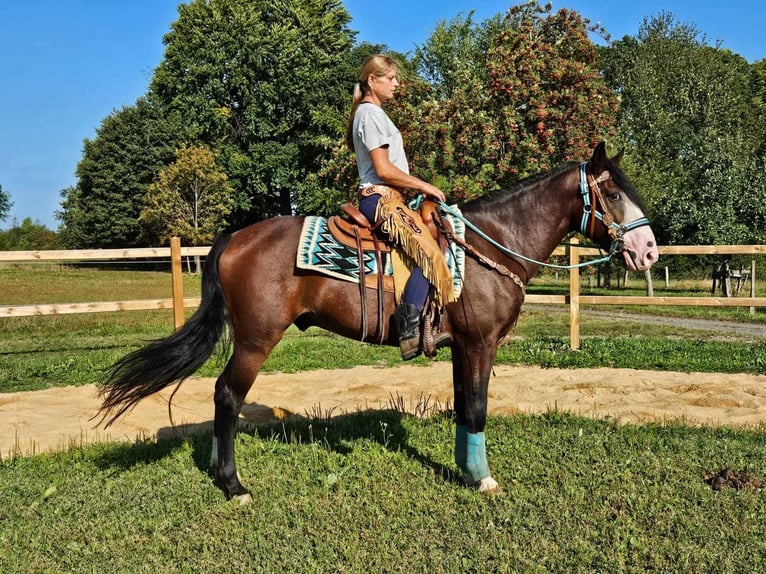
[1,1,763,231]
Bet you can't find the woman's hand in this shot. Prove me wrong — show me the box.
[419,182,446,203]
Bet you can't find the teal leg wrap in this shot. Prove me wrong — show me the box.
[455,425,468,472]
[465,432,490,483]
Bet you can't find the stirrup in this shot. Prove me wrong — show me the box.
[421,300,451,357]
[433,330,452,347]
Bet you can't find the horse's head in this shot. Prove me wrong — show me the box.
[579,142,659,272]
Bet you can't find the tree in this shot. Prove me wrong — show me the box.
[0,218,60,250]
[389,2,619,202]
[296,42,400,217]
[149,0,356,225]
[0,184,11,222]
[599,13,766,245]
[57,97,184,248]
[140,144,234,246]
[414,10,502,99]
[312,4,620,209]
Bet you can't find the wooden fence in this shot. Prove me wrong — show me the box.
[0,238,208,330]
[535,240,765,348]
[2,239,764,349]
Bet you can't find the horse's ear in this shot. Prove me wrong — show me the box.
[612,148,624,165]
[590,141,608,172]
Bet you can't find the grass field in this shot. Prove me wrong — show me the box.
[2,265,766,572]
[1,411,765,573]
[1,264,765,393]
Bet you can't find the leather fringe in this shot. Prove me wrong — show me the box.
[375,191,456,307]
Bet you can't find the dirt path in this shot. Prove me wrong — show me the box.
[535,306,766,340]
[3,363,766,458]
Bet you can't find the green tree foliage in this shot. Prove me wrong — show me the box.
[140,145,234,245]
[392,2,619,202]
[57,98,184,248]
[600,12,766,245]
[0,184,11,222]
[0,217,60,250]
[296,42,398,217]
[149,0,355,225]
[313,3,619,208]
[414,10,502,98]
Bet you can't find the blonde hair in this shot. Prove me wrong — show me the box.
[345,54,398,151]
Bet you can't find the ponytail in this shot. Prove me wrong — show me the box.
[345,81,366,151]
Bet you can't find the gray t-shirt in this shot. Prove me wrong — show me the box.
[352,103,409,186]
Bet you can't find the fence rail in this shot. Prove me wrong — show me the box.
[2,240,764,349]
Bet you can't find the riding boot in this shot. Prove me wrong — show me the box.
[395,302,422,361]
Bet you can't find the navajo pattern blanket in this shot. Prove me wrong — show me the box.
[296,208,466,298]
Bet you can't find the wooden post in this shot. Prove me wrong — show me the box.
[170,237,185,330]
[568,238,580,350]
[645,269,654,297]
[751,259,756,315]
[664,266,669,288]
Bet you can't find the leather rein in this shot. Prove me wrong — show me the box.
[434,161,652,296]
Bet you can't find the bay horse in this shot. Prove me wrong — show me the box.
[98,142,658,502]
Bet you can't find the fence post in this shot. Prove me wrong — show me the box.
[170,237,185,330]
[751,259,757,315]
[568,238,580,350]
[645,269,654,297]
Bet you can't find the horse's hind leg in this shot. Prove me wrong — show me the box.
[212,340,276,503]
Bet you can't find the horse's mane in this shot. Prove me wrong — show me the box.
[461,158,648,215]
[463,161,579,211]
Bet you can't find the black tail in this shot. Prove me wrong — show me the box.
[97,233,233,426]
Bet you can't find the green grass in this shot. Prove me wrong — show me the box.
[0,264,202,305]
[530,270,766,324]
[1,412,765,573]
[2,309,765,393]
[3,266,766,572]
[1,266,765,392]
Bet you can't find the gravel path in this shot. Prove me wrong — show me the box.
[597,312,766,339]
[532,306,766,341]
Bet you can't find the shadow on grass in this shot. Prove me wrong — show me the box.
[91,405,463,490]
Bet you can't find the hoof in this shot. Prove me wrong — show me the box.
[467,476,502,494]
[233,492,252,505]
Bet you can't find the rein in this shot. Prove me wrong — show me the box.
[429,161,650,274]
[436,201,614,271]
[440,225,526,295]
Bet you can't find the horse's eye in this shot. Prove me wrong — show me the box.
[607,192,621,202]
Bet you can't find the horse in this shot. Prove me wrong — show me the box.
[98,142,659,503]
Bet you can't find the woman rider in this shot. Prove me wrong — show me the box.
[345,54,456,360]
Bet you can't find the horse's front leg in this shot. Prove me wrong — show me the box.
[452,342,501,493]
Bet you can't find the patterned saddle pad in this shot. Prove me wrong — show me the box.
[296,208,465,298]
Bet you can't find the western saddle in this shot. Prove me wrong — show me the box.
[327,201,449,253]
[326,201,452,355]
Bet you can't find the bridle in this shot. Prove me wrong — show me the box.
[578,162,650,255]
[431,160,654,284]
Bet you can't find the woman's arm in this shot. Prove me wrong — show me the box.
[369,147,445,203]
